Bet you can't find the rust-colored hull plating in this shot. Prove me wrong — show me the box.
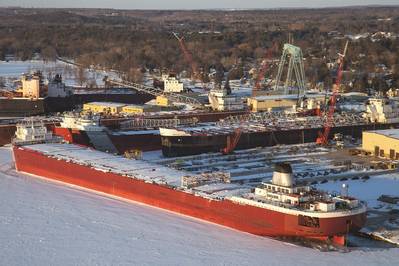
[13,146,366,244]
[53,127,93,147]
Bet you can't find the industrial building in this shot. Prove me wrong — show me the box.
[247,95,298,111]
[21,72,44,99]
[83,102,156,115]
[247,93,325,112]
[156,95,170,107]
[83,102,126,114]
[362,129,399,159]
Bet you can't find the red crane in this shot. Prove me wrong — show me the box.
[252,43,277,96]
[316,41,349,145]
[173,32,200,81]
[222,128,242,155]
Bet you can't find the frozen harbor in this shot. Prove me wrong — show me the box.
[0,60,108,88]
[0,146,398,265]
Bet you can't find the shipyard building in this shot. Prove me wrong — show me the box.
[363,129,399,159]
[83,102,156,115]
[247,93,325,112]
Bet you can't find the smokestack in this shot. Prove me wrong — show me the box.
[272,162,295,187]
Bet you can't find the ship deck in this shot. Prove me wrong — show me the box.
[21,143,259,199]
[23,143,188,187]
[160,112,368,136]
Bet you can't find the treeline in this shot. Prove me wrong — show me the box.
[0,7,399,89]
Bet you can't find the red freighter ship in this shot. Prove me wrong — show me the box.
[12,120,367,246]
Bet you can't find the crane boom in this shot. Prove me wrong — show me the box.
[173,32,199,80]
[316,41,349,145]
[222,128,242,155]
[253,43,276,96]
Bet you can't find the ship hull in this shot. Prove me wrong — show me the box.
[0,98,45,117]
[13,145,366,243]
[53,127,93,147]
[52,110,247,153]
[0,124,15,146]
[108,131,161,152]
[162,123,399,157]
[44,91,154,113]
[53,127,161,153]
[0,91,154,118]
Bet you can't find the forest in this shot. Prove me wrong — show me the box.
[0,6,398,91]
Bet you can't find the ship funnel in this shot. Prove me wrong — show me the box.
[272,162,295,187]
[341,183,349,197]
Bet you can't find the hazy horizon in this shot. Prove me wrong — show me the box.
[0,0,398,10]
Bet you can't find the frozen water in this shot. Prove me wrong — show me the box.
[0,146,398,265]
[0,60,107,87]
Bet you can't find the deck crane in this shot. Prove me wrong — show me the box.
[316,41,349,145]
[173,32,208,89]
[252,43,277,96]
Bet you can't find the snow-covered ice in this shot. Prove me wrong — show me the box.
[1,146,399,265]
[0,60,107,87]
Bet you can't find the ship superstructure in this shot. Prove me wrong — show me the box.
[12,118,58,145]
[12,121,366,246]
[365,97,399,123]
[231,163,362,217]
[208,86,244,111]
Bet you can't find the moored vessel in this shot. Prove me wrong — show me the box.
[160,99,399,157]
[52,109,248,154]
[12,120,367,246]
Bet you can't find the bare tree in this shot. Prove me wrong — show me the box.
[76,67,87,86]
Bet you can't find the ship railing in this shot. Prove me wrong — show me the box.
[120,117,199,130]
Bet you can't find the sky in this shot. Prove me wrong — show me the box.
[0,0,398,9]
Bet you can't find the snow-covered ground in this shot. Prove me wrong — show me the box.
[1,146,398,265]
[0,60,107,88]
[316,174,399,208]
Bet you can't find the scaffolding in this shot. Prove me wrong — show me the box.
[120,117,199,130]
